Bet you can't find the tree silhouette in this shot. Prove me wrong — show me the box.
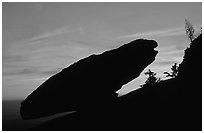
[185,19,195,42]
[164,63,179,78]
[140,69,161,87]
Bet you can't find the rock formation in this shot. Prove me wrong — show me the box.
[20,39,158,119]
[118,34,202,130]
[22,34,201,131]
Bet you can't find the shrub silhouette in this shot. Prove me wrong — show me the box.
[164,63,179,78]
[140,69,161,87]
[185,19,195,42]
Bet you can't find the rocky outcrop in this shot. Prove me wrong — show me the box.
[20,39,158,119]
[117,34,202,131]
[22,35,202,131]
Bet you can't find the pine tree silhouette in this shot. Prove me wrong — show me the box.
[164,63,179,78]
[140,69,160,87]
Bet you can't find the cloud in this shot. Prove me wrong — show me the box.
[118,24,202,39]
[29,26,70,42]
[2,67,38,77]
[39,68,62,76]
[154,60,177,66]
[116,27,186,39]
[2,55,29,63]
[3,65,63,78]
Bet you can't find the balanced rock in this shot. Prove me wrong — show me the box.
[20,39,158,119]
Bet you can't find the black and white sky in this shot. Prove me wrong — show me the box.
[2,2,202,100]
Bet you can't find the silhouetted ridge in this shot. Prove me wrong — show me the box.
[178,34,202,79]
[20,39,158,120]
[118,34,202,130]
[22,35,202,131]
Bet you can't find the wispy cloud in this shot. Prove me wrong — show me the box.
[118,24,202,39]
[117,27,185,39]
[29,26,70,42]
[3,65,63,78]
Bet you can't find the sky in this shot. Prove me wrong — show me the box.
[2,2,202,100]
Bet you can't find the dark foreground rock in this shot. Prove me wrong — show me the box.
[118,34,202,131]
[20,39,158,120]
[31,35,201,131]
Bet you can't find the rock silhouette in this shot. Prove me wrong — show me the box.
[118,34,202,130]
[20,39,158,120]
[31,34,202,131]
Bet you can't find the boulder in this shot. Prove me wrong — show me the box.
[20,39,158,119]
